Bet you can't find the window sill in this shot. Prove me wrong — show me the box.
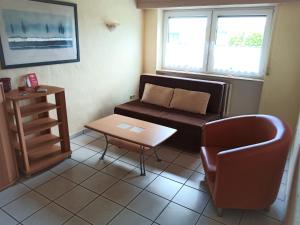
[156,69,265,83]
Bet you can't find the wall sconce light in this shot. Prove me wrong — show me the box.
[105,22,120,31]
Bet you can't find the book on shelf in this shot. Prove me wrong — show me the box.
[26,73,39,88]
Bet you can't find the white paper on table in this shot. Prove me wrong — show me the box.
[130,127,145,133]
[117,123,132,129]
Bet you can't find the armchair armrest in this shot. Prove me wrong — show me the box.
[212,141,288,209]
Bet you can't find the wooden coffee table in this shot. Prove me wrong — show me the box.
[85,114,177,175]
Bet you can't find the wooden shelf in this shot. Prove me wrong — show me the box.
[28,144,62,161]
[11,118,60,135]
[15,134,61,151]
[6,86,71,176]
[8,102,59,117]
[29,151,71,175]
[26,134,61,149]
[5,85,65,101]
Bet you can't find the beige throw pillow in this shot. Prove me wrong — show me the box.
[170,88,211,114]
[141,83,174,108]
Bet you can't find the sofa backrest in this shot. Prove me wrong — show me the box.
[139,74,228,116]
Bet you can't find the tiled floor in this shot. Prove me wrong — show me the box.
[0,131,288,225]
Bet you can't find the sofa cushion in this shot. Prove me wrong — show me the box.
[115,100,164,119]
[170,88,211,114]
[161,110,207,128]
[139,74,227,115]
[141,83,174,108]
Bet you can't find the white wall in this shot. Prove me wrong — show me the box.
[285,111,300,225]
[0,0,143,135]
[259,2,300,131]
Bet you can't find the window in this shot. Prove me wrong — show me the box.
[163,8,274,79]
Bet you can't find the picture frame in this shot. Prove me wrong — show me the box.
[0,0,80,69]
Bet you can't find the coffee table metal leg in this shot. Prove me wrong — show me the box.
[153,147,162,162]
[100,134,108,160]
[139,146,146,176]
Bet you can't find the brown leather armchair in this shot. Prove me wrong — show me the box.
[200,115,292,216]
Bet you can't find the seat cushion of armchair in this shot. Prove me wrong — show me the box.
[200,147,222,182]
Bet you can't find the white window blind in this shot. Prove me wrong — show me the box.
[162,7,274,79]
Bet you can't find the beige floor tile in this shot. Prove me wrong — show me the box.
[240,211,281,225]
[85,139,106,152]
[173,186,210,213]
[3,191,50,221]
[259,199,286,221]
[105,145,129,159]
[21,171,57,189]
[61,164,97,184]
[35,176,77,200]
[185,171,209,192]
[277,184,286,201]
[51,159,79,174]
[203,201,243,225]
[71,135,96,146]
[22,203,72,225]
[118,151,146,166]
[128,191,169,220]
[81,172,118,194]
[173,153,202,170]
[161,164,193,184]
[84,129,104,139]
[103,181,142,206]
[64,216,91,225]
[195,164,205,174]
[157,146,181,162]
[0,209,18,225]
[71,143,81,151]
[108,209,152,225]
[123,167,158,189]
[156,202,200,225]
[55,186,98,213]
[71,147,97,162]
[78,196,122,225]
[102,160,136,179]
[281,171,288,185]
[196,216,224,225]
[146,176,182,200]
[145,156,170,174]
[0,183,30,207]
[83,153,115,170]
[83,154,116,170]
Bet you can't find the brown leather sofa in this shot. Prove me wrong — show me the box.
[200,115,292,215]
[115,74,228,152]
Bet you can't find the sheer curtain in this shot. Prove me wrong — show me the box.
[163,16,208,73]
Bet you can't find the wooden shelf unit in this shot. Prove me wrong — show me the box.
[6,85,71,176]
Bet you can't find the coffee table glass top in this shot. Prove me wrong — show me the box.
[85,114,177,148]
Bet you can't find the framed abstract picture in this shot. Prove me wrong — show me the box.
[0,0,80,69]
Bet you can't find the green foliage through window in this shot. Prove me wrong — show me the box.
[229,33,263,47]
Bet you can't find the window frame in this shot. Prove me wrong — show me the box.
[162,10,212,73]
[162,7,274,79]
